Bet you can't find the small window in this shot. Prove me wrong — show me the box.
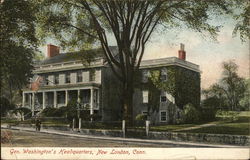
[142,111,148,115]
[89,70,95,82]
[160,75,167,81]
[65,72,70,83]
[77,71,82,82]
[160,111,167,121]
[161,68,167,81]
[142,90,149,103]
[161,96,167,102]
[142,70,149,83]
[54,74,59,84]
[44,75,49,85]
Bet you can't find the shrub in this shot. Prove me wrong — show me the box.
[41,107,58,117]
[135,114,147,121]
[200,96,221,122]
[216,110,240,121]
[0,97,15,116]
[183,103,201,124]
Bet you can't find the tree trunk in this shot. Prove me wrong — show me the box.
[122,80,134,127]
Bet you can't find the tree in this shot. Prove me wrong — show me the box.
[204,60,246,111]
[0,0,38,103]
[36,0,238,125]
[239,79,250,111]
[232,0,250,41]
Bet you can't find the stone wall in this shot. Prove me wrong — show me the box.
[148,131,250,146]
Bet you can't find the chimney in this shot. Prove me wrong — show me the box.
[47,44,60,58]
[178,43,186,60]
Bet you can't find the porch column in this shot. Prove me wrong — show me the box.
[90,88,94,115]
[32,92,35,116]
[42,92,46,109]
[65,90,68,106]
[22,92,25,107]
[54,91,57,108]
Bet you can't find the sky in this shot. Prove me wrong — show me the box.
[39,15,249,90]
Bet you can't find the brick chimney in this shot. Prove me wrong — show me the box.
[178,43,186,60]
[47,44,60,58]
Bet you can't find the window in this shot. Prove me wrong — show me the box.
[65,72,70,83]
[161,68,167,81]
[160,96,167,102]
[44,75,49,85]
[142,90,149,103]
[77,70,82,82]
[142,70,149,83]
[89,70,95,82]
[54,74,59,84]
[160,111,167,121]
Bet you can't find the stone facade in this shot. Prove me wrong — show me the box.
[22,45,200,124]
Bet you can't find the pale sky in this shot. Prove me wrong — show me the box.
[39,16,249,89]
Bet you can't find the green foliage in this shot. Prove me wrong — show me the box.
[0,97,16,116]
[41,107,58,117]
[135,114,147,121]
[1,0,38,103]
[239,79,250,111]
[148,66,200,109]
[183,103,201,124]
[216,110,240,122]
[204,61,246,111]
[201,97,221,121]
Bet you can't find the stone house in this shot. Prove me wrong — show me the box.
[22,44,200,124]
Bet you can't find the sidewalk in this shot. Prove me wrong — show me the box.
[1,124,245,148]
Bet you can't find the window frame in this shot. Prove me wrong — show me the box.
[65,72,70,84]
[89,70,96,82]
[160,111,167,122]
[54,74,59,84]
[142,90,149,104]
[77,70,83,83]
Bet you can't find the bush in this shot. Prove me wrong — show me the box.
[135,114,147,121]
[0,97,16,116]
[41,107,58,117]
[216,110,240,121]
[200,96,221,122]
[183,103,201,124]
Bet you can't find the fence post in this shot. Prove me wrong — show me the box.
[122,120,126,138]
[146,120,150,137]
[72,118,75,131]
[79,118,81,131]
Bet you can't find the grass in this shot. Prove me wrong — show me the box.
[180,111,250,135]
[1,118,69,127]
[150,124,195,132]
[2,111,250,135]
[182,123,249,135]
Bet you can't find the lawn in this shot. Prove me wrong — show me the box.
[179,111,250,135]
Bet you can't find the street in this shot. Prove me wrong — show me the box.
[1,129,214,147]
